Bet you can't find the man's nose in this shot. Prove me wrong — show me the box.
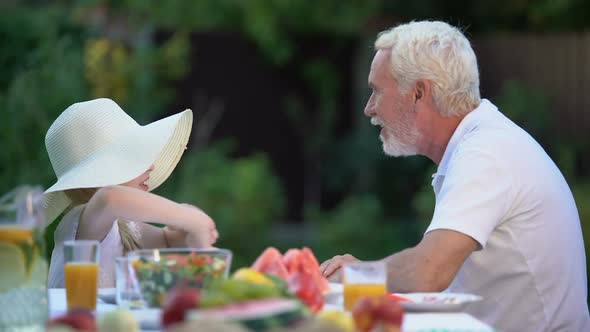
[364,94,375,117]
[364,103,373,117]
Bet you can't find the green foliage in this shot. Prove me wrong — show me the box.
[308,194,422,262]
[526,0,590,31]
[102,0,379,64]
[156,141,287,269]
[495,80,550,142]
[493,80,585,181]
[285,60,342,187]
[0,6,89,195]
[381,0,590,33]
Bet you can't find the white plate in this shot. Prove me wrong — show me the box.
[98,288,116,304]
[397,293,482,312]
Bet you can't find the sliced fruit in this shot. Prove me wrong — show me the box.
[251,247,289,279]
[161,287,201,328]
[0,227,42,280]
[283,248,302,274]
[232,268,274,286]
[47,308,97,332]
[187,298,308,332]
[98,309,139,332]
[301,247,330,293]
[287,270,324,313]
[216,279,281,303]
[0,242,27,292]
[317,310,355,331]
[387,293,413,303]
[27,258,47,286]
[352,295,404,332]
[0,226,33,245]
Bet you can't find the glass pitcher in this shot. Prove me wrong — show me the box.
[0,186,48,332]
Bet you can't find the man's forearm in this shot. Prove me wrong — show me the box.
[384,247,442,293]
[384,230,478,293]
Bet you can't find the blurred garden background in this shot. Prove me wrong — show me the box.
[2,0,590,299]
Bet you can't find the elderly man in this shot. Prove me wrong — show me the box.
[320,21,589,332]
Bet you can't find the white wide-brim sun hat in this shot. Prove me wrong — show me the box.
[44,98,193,223]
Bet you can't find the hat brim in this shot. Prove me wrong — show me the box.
[43,109,193,223]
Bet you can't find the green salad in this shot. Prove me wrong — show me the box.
[132,252,228,307]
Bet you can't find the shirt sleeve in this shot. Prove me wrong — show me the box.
[426,146,515,249]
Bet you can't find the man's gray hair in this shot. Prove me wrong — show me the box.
[375,21,481,117]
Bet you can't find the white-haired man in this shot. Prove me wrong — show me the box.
[320,21,589,332]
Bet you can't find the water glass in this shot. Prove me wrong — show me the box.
[115,256,144,309]
[343,260,387,311]
[0,186,47,332]
[64,240,100,311]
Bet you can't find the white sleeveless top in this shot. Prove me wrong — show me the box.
[47,204,141,288]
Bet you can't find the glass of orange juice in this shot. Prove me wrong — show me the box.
[64,240,99,311]
[343,260,387,311]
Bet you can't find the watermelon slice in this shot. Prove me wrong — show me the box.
[251,247,330,313]
[287,270,324,313]
[282,248,302,274]
[251,247,289,279]
[301,247,330,294]
[187,298,308,331]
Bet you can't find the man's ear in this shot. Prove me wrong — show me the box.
[414,80,430,103]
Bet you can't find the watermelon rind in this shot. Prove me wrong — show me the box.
[187,299,309,332]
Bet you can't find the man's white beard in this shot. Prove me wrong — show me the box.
[372,117,419,157]
[381,128,419,156]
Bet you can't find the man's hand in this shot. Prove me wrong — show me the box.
[319,254,359,282]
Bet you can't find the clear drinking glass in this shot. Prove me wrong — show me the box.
[64,240,100,311]
[342,260,387,311]
[0,186,47,332]
[115,256,144,309]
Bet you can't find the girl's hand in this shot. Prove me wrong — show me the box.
[185,218,218,248]
[181,204,219,247]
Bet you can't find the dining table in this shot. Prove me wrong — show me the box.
[48,288,496,332]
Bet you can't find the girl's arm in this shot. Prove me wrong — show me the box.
[129,223,180,249]
[132,222,218,249]
[75,185,217,247]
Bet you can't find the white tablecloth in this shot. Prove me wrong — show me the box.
[49,288,495,332]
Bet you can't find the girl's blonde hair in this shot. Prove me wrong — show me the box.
[63,188,141,254]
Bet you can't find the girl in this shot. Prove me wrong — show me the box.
[44,98,218,287]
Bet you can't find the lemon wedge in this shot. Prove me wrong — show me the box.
[0,242,27,292]
[26,258,47,286]
[232,268,274,286]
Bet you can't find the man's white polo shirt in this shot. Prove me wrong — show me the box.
[426,99,590,332]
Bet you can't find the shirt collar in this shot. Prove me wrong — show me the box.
[434,99,498,177]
